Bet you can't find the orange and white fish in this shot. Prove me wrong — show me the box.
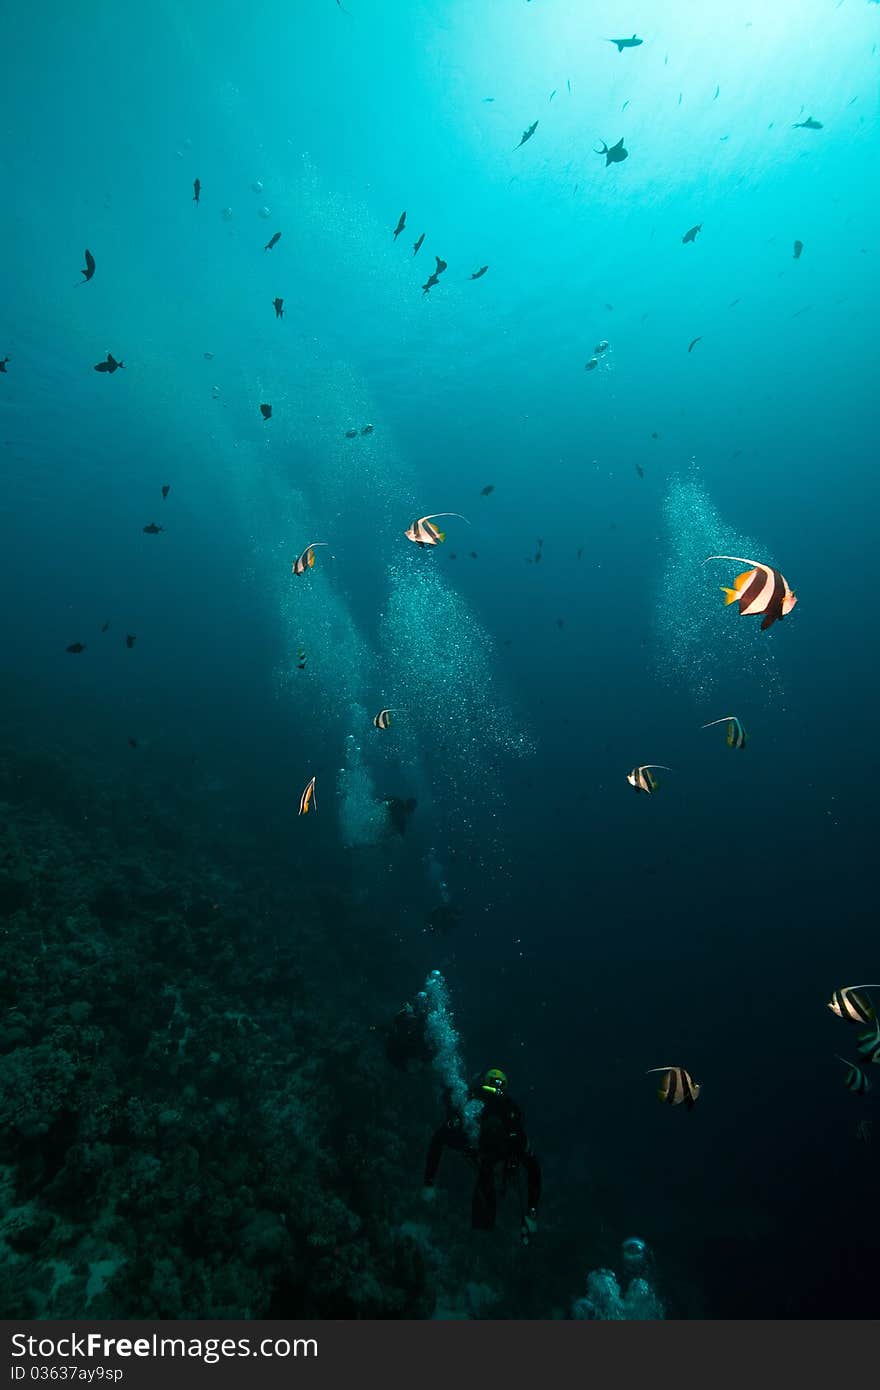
[405,513,470,547]
[373,708,405,730]
[627,764,671,794]
[647,1066,700,1109]
[292,542,327,576]
[701,715,747,749]
[298,775,316,816]
[704,555,797,632]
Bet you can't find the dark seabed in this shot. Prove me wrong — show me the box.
[0,0,878,1319]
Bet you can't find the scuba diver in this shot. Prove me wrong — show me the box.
[384,992,436,1072]
[422,1069,542,1242]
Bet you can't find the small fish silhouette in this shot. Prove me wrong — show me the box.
[264,231,281,251]
[682,224,702,244]
[595,138,627,166]
[515,120,538,149]
[607,35,643,51]
[193,177,201,205]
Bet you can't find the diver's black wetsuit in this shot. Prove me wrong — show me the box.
[424,1087,542,1231]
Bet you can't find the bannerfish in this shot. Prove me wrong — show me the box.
[515,120,539,149]
[793,116,822,129]
[361,424,374,435]
[793,240,804,260]
[469,265,489,280]
[608,35,643,51]
[688,337,702,353]
[405,512,470,547]
[856,1022,880,1064]
[828,986,879,1025]
[422,256,447,295]
[273,297,284,319]
[595,138,628,166]
[701,715,747,749]
[66,642,86,654]
[647,1067,700,1109]
[143,522,163,534]
[260,403,272,420]
[413,233,425,256]
[682,224,702,244]
[373,708,404,730]
[161,484,170,500]
[94,352,124,373]
[298,775,316,816]
[292,542,327,576]
[125,633,136,649]
[837,1057,871,1095]
[393,210,407,240]
[627,765,671,794]
[480,484,495,496]
[264,231,281,251]
[79,249,96,284]
[193,178,201,204]
[705,555,797,631]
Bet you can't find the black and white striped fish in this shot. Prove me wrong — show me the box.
[647,1066,700,1109]
[298,776,316,817]
[405,512,470,547]
[856,1022,880,1064]
[627,764,671,794]
[837,1057,871,1095]
[292,541,327,576]
[704,555,797,632]
[827,985,878,1025]
[702,715,747,749]
[373,707,404,730]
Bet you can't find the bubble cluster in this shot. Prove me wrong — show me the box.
[653,473,783,707]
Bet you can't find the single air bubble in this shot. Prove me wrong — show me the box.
[258,205,272,219]
[252,180,264,193]
[221,207,233,221]
[621,1237,647,1270]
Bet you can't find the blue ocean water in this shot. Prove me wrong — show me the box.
[0,0,878,1319]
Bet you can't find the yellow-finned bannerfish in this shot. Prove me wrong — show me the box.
[836,1057,871,1096]
[627,764,671,794]
[405,513,470,547]
[702,715,747,749]
[827,985,879,1025]
[292,542,327,576]
[298,776,316,816]
[373,708,405,730]
[704,555,797,632]
[647,1066,700,1109]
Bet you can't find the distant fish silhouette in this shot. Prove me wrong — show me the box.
[687,336,702,353]
[413,233,425,256]
[66,642,86,654]
[793,116,822,129]
[515,120,538,149]
[595,137,627,165]
[422,256,447,296]
[264,231,281,251]
[101,620,110,632]
[0,357,9,373]
[161,484,170,500]
[260,402,272,421]
[607,35,643,51]
[193,177,201,205]
[77,248,96,285]
[469,265,489,280]
[393,210,407,240]
[94,352,124,373]
[273,297,284,319]
[793,240,804,260]
[480,484,495,496]
[682,224,702,244]
[143,522,163,534]
[125,633,136,649]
